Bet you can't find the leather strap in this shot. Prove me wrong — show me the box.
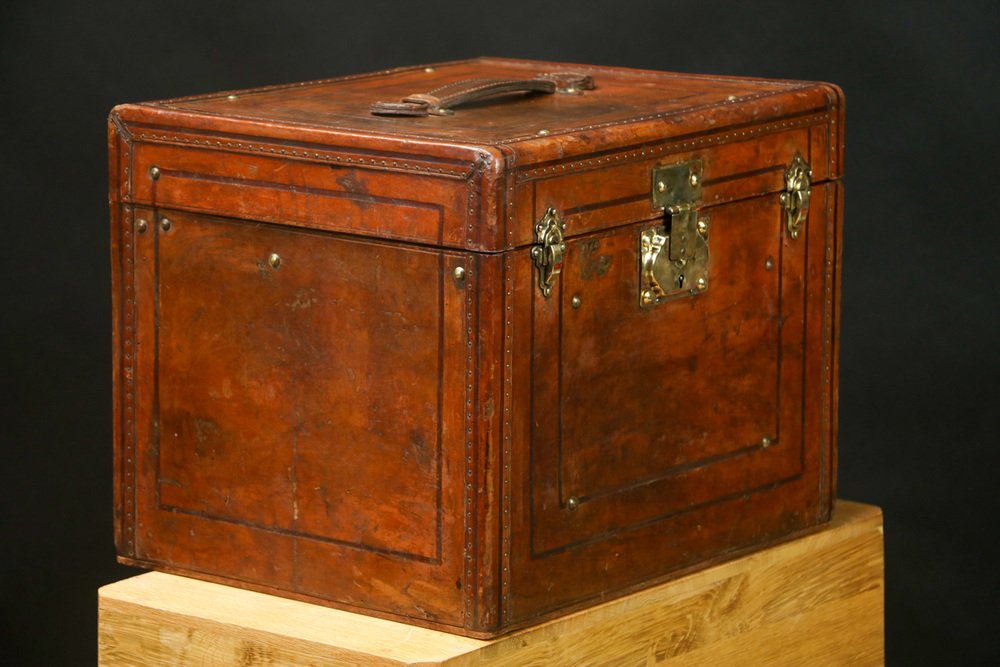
[371,72,595,117]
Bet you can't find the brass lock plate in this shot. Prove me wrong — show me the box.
[652,159,703,209]
[640,209,710,307]
[643,158,709,308]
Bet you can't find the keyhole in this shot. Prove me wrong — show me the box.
[677,273,685,289]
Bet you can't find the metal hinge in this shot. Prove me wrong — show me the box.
[641,159,710,307]
[531,207,566,298]
[780,153,812,240]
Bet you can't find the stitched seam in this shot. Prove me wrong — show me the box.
[515,112,828,181]
[496,86,816,143]
[428,78,496,96]
[435,80,550,106]
[133,130,475,178]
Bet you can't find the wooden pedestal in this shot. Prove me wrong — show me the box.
[98,501,883,666]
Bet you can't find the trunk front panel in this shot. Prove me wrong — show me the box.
[507,174,839,622]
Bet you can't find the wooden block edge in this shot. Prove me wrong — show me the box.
[98,501,883,666]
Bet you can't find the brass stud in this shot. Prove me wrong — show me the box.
[159,217,171,232]
[136,219,148,234]
[571,294,582,309]
[727,94,738,102]
[764,256,774,271]
[453,266,466,282]
[656,180,667,193]
[566,496,579,511]
[696,277,707,290]
[697,219,709,236]
[424,67,435,73]
[689,171,700,187]
[537,129,550,136]
[148,166,160,180]
[226,94,239,100]
[761,436,773,448]
[268,252,281,269]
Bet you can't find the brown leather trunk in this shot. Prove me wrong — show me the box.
[109,57,844,637]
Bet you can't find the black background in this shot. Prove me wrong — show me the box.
[2,1,997,664]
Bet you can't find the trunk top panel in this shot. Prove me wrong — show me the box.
[114,57,842,171]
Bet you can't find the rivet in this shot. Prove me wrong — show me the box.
[268,252,281,269]
[226,94,239,100]
[697,219,709,236]
[764,256,774,271]
[136,219,148,234]
[761,436,773,448]
[656,180,666,193]
[159,217,171,232]
[727,94,738,102]
[424,67,435,73]
[454,266,466,282]
[689,171,700,187]
[571,294,582,309]
[696,277,707,290]
[537,129,550,136]
[148,166,160,180]
[566,496,579,511]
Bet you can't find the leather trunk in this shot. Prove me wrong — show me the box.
[109,57,844,637]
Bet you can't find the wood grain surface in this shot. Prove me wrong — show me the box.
[99,501,883,666]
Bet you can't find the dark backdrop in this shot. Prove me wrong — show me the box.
[2,1,996,664]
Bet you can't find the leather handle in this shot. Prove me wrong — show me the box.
[371,72,595,117]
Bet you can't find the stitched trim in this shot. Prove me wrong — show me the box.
[821,185,836,505]
[516,112,829,182]
[134,130,475,178]
[501,253,513,625]
[495,85,816,145]
[111,115,135,198]
[463,257,477,623]
[121,206,137,555]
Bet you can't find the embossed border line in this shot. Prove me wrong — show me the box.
[150,211,447,565]
[527,196,809,558]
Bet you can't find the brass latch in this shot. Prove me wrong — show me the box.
[641,159,710,307]
[531,207,566,298]
[780,153,812,240]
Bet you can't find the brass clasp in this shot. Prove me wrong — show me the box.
[780,153,812,240]
[531,207,567,298]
